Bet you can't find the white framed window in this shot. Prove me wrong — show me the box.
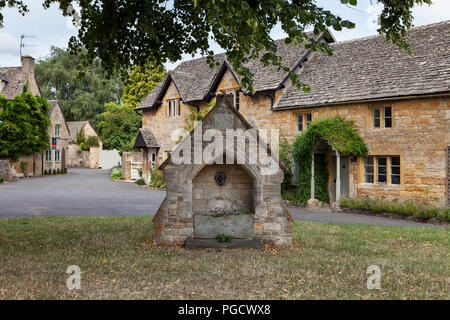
[362,155,401,185]
[55,150,61,163]
[297,114,303,131]
[55,124,60,137]
[45,150,52,162]
[167,100,181,118]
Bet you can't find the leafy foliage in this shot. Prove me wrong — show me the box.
[1,1,431,92]
[110,167,124,180]
[279,139,293,194]
[35,47,123,127]
[216,234,233,243]
[0,91,51,161]
[149,167,165,189]
[183,102,214,132]
[293,117,368,204]
[97,102,141,152]
[122,62,166,110]
[135,178,145,186]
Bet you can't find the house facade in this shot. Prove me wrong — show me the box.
[135,20,450,207]
[66,121,103,168]
[43,100,71,172]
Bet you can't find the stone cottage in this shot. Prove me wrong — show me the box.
[66,121,103,168]
[135,20,450,208]
[0,56,70,177]
[154,94,292,246]
[43,100,71,172]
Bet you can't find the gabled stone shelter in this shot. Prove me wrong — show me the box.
[154,94,292,247]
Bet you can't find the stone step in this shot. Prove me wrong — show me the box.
[185,238,263,250]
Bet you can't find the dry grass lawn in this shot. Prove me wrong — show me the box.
[0,217,448,299]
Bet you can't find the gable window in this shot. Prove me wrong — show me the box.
[55,124,60,137]
[364,156,374,183]
[45,150,52,162]
[234,90,240,111]
[296,112,312,132]
[167,100,181,118]
[55,150,61,163]
[372,106,392,128]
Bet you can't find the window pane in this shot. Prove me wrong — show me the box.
[305,113,312,129]
[391,156,400,166]
[373,108,380,128]
[384,107,392,128]
[364,156,374,183]
[391,156,400,184]
[297,114,303,131]
[377,157,387,183]
[235,91,240,110]
[391,175,400,184]
[177,100,181,117]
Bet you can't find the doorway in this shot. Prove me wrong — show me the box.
[333,156,349,202]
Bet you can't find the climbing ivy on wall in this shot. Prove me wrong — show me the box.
[292,116,368,204]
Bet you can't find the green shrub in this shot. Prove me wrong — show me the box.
[53,169,56,175]
[135,178,145,186]
[44,169,47,175]
[63,168,67,174]
[340,197,449,222]
[86,136,99,148]
[216,234,233,243]
[111,168,124,180]
[0,177,4,183]
[20,161,29,173]
[57,168,61,174]
[149,167,165,188]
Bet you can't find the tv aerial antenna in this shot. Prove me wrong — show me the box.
[20,34,36,57]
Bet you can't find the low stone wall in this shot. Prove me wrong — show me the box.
[122,152,143,180]
[67,144,90,168]
[0,159,11,181]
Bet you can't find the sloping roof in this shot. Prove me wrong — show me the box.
[159,94,288,171]
[47,100,70,135]
[132,128,160,149]
[0,67,27,99]
[276,20,450,109]
[67,121,89,140]
[136,33,321,110]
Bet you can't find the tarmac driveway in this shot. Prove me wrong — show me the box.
[0,168,446,228]
[0,168,165,218]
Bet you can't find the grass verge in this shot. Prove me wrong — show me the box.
[0,217,448,299]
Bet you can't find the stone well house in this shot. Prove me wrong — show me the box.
[66,121,103,168]
[0,56,70,176]
[135,20,450,207]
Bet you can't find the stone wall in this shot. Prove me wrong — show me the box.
[12,153,43,177]
[122,152,143,180]
[0,159,11,181]
[67,144,90,168]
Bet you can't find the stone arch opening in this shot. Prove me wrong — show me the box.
[192,163,255,238]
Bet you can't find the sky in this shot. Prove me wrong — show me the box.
[0,0,449,70]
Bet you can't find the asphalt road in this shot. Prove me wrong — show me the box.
[0,168,446,228]
[0,168,165,218]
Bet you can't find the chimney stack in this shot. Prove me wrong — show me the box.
[21,55,35,74]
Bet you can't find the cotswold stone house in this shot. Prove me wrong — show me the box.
[0,56,71,176]
[44,100,71,172]
[135,20,450,207]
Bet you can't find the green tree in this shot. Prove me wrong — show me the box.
[0,91,51,161]
[122,62,166,110]
[1,0,431,92]
[96,102,141,152]
[35,47,123,126]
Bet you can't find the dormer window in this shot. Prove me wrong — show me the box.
[168,99,181,118]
